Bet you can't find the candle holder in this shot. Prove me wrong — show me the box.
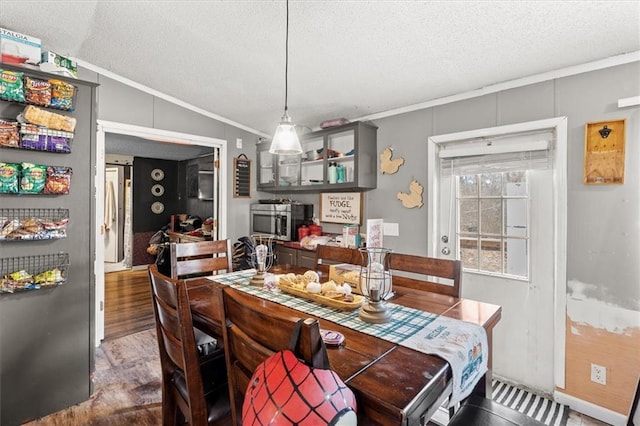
[249,234,275,286]
[358,247,393,323]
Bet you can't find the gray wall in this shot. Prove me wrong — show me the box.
[78,68,264,245]
[0,72,97,425]
[363,63,639,310]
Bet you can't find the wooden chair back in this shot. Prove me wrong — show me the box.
[629,374,640,425]
[219,287,323,424]
[314,244,365,275]
[170,239,232,279]
[147,264,229,425]
[389,253,462,297]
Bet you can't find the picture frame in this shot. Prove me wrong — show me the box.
[319,192,362,224]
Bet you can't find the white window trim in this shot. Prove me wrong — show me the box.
[427,116,568,390]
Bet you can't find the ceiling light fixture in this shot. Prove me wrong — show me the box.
[269,0,303,155]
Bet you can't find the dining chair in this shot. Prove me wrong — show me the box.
[148,264,231,425]
[219,286,325,425]
[170,239,233,279]
[314,244,365,275]
[389,253,462,298]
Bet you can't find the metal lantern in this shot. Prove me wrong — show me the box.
[249,234,275,286]
[358,247,393,323]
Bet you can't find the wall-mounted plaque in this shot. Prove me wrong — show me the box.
[320,192,362,224]
[234,154,251,198]
[584,119,625,185]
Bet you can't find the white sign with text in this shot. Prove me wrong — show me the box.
[320,192,362,224]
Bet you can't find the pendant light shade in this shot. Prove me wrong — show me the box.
[269,0,303,155]
[270,112,301,154]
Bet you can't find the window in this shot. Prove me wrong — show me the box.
[458,171,529,279]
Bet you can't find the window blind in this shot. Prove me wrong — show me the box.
[439,130,554,175]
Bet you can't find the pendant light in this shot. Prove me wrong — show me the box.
[269,0,303,155]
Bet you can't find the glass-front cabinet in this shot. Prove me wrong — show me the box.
[256,121,377,193]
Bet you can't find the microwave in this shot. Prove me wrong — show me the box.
[250,203,313,241]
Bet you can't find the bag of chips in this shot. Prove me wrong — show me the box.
[0,119,19,148]
[20,162,47,194]
[0,69,25,102]
[0,162,20,193]
[44,166,73,194]
[49,79,75,111]
[24,77,52,107]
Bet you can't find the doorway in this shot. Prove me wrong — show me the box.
[427,117,568,395]
[104,162,133,272]
[95,120,228,345]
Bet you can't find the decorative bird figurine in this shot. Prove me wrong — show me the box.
[397,180,424,208]
[379,147,405,174]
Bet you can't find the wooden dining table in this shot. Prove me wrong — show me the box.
[186,265,502,426]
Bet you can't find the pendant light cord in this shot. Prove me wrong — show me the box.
[284,0,289,115]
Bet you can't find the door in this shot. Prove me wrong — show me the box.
[104,167,119,263]
[427,117,568,394]
[439,169,554,393]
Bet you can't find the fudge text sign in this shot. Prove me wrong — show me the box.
[320,192,362,224]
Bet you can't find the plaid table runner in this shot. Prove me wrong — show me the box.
[207,269,487,406]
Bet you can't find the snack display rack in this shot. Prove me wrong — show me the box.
[0,252,69,294]
[0,207,69,241]
[0,62,82,298]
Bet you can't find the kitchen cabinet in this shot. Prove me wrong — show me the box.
[256,121,377,193]
[297,250,317,269]
[274,244,317,268]
[274,244,297,266]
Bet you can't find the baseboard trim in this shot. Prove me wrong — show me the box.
[554,391,626,426]
[131,264,149,271]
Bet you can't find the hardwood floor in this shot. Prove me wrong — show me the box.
[104,268,155,340]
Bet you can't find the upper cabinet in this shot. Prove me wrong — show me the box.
[257,121,377,193]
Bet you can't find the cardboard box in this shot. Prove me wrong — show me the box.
[0,28,41,66]
[329,263,363,294]
[41,51,78,78]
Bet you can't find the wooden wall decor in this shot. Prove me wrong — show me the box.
[397,179,424,209]
[379,147,405,174]
[584,119,625,185]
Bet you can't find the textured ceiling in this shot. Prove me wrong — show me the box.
[1,1,638,138]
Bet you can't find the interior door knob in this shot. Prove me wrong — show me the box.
[441,247,451,255]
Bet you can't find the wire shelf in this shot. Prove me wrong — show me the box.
[0,208,69,241]
[0,252,69,294]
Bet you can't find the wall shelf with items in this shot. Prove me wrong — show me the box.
[0,252,69,294]
[0,208,69,241]
[256,121,377,193]
[0,68,77,111]
[0,162,73,195]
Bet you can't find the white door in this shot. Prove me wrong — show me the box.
[439,169,554,393]
[104,167,119,263]
[428,118,568,395]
